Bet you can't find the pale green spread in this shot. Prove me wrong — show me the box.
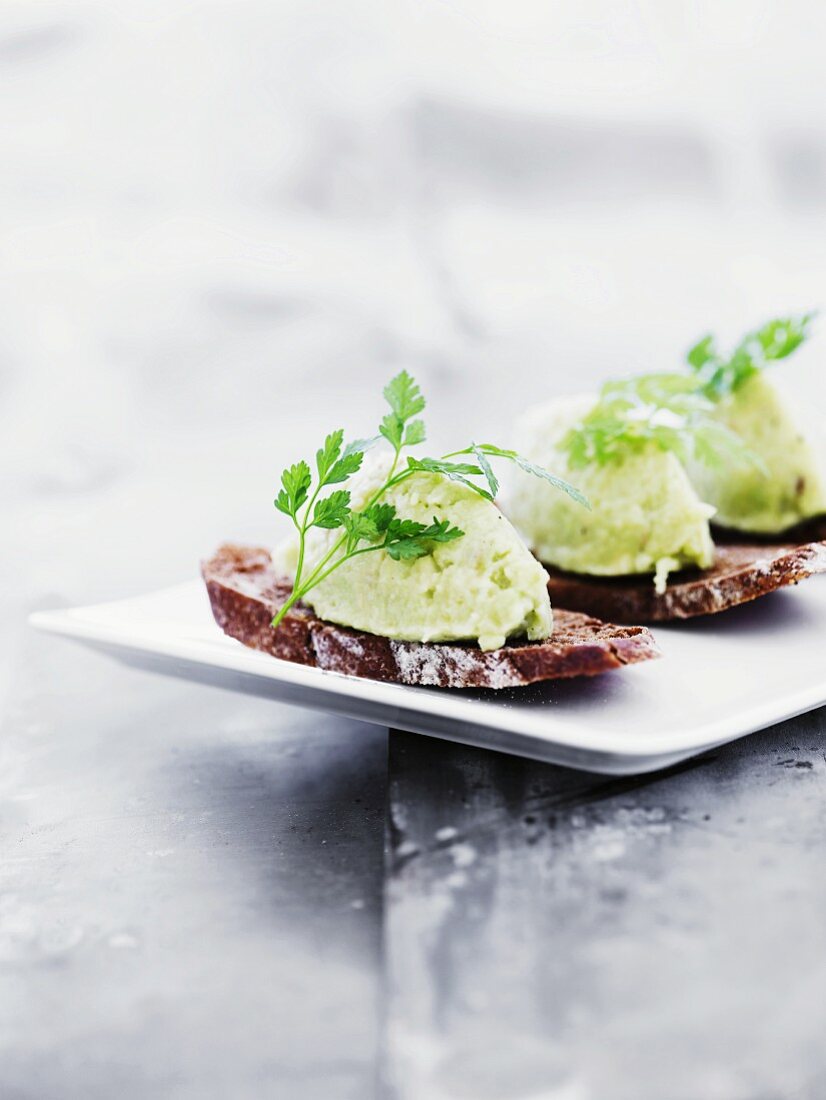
[272,454,552,651]
[685,372,826,534]
[502,396,715,590]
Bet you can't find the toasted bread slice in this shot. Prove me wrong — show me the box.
[545,524,826,623]
[202,544,659,689]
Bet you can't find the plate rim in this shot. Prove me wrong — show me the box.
[28,580,826,766]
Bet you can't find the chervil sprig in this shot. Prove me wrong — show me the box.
[440,443,591,508]
[271,371,589,628]
[380,371,426,451]
[563,372,764,472]
[686,312,816,399]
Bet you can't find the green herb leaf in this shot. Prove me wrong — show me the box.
[385,517,426,540]
[563,372,761,473]
[324,450,364,485]
[403,419,426,446]
[315,431,366,485]
[379,411,404,451]
[406,456,493,501]
[511,453,592,508]
[363,501,396,534]
[274,460,312,518]
[687,312,816,398]
[315,429,344,481]
[601,372,709,410]
[385,516,464,561]
[312,489,351,529]
[745,314,815,361]
[342,435,380,459]
[692,420,768,475]
[469,443,591,509]
[379,371,427,453]
[344,511,378,545]
[471,442,499,498]
[384,370,425,423]
[408,457,482,477]
[343,502,398,548]
[686,334,717,370]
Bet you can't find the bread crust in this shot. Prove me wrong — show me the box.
[545,524,826,623]
[202,544,659,689]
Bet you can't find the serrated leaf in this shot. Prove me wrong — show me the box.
[277,460,312,516]
[384,515,465,561]
[408,456,483,477]
[686,335,718,371]
[312,489,351,529]
[274,488,293,516]
[384,370,425,423]
[379,412,403,451]
[342,435,380,459]
[407,456,493,500]
[363,501,396,534]
[385,540,432,561]
[688,312,815,399]
[562,367,769,478]
[344,510,380,545]
[423,516,465,544]
[470,442,499,498]
[744,313,815,362]
[315,429,343,481]
[512,454,591,509]
[343,501,398,548]
[471,444,590,509]
[325,450,364,485]
[403,419,426,447]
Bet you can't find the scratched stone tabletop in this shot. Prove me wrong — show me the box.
[5,3,826,1098]
[4,631,826,1100]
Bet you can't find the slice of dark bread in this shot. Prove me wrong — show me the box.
[545,523,826,623]
[202,544,659,689]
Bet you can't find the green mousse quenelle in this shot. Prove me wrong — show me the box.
[275,453,553,650]
[683,315,826,534]
[502,391,719,593]
[502,312,825,593]
[270,372,589,651]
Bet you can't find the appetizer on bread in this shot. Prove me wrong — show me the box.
[501,314,826,622]
[203,372,659,686]
[681,314,826,534]
[203,545,659,689]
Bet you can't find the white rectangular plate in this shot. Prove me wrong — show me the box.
[30,577,826,774]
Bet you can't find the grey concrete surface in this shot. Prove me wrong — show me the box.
[385,726,826,1100]
[7,633,826,1100]
[1,630,386,1100]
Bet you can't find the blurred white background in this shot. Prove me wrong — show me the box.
[3,0,826,640]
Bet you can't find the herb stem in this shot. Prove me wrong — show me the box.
[289,477,326,616]
[292,467,404,595]
[272,461,419,629]
[293,542,387,596]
